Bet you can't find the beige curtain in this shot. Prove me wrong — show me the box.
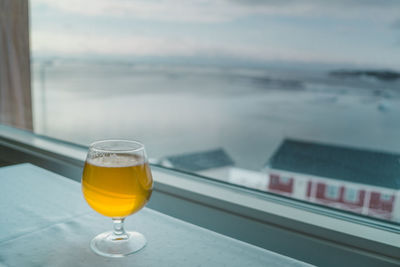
[0,0,32,130]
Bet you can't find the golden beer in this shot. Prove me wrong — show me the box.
[82,154,153,218]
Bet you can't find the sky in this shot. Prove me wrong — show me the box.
[30,0,400,69]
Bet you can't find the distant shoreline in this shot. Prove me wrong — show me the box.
[329,70,400,82]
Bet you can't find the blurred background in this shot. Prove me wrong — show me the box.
[26,0,400,223]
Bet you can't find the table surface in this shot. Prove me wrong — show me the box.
[0,164,313,267]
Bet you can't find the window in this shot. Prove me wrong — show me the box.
[1,3,400,265]
[325,185,340,200]
[381,193,393,202]
[280,176,291,185]
[2,0,400,227]
[344,188,359,203]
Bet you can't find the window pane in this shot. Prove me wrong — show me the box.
[29,1,400,225]
[325,185,339,200]
[344,188,359,203]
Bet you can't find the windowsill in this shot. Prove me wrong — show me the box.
[0,124,399,266]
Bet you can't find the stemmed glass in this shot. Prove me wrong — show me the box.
[81,140,153,257]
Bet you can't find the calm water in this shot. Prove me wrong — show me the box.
[31,61,400,171]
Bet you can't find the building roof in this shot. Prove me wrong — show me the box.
[165,148,235,172]
[268,139,400,190]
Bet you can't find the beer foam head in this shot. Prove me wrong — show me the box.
[88,154,144,167]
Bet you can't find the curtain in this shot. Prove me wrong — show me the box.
[0,0,32,130]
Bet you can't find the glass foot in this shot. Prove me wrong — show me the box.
[90,231,146,258]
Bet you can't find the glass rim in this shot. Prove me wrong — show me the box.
[89,139,145,153]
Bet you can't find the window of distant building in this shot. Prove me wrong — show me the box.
[381,193,392,202]
[344,188,359,203]
[280,176,291,185]
[325,185,340,200]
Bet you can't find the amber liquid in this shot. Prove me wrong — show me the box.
[82,155,153,218]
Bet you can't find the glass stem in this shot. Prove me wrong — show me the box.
[111,218,129,241]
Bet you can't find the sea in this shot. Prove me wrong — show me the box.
[31,60,400,171]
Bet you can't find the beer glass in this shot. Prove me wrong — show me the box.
[81,140,153,257]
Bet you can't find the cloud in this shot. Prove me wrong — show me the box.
[391,19,400,46]
[30,0,400,68]
[32,0,250,23]
[32,0,400,23]
[393,19,400,29]
[31,30,365,65]
[32,31,194,56]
